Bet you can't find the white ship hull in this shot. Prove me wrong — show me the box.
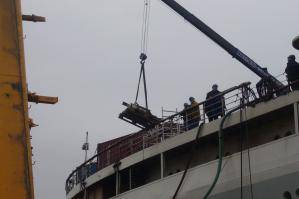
[111,135,299,199]
[66,91,299,199]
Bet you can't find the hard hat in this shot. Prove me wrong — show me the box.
[292,36,299,50]
[212,84,218,88]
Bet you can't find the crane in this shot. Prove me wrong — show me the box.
[0,1,57,198]
[159,0,284,90]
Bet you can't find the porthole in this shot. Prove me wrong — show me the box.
[283,191,292,199]
[295,188,299,197]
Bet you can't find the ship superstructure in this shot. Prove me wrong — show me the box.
[65,81,299,199]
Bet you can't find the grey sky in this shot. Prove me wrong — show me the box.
[22,0,298,198]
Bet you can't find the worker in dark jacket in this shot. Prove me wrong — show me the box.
[188,97,200,130]
[285,55,299,90]
[204,84,225,122]
[256,68,275,100]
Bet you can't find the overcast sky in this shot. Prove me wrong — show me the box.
[22,0,298,198]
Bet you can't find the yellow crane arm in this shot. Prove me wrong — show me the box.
[0,1,34,198]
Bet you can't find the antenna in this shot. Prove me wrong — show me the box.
[82,132,89,162]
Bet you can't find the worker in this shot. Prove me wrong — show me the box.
[180,103,190,131]
[285,55,299,90]
[188,97,200,130]
[256,68,275,100]
[204,84,225,122]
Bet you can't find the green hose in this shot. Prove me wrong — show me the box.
[203,107,239,199]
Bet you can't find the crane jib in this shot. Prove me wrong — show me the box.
[160,0,284,88]
[235,50,270,78]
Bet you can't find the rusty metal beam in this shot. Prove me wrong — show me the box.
[28,92,58,104]
[22,14,46,22]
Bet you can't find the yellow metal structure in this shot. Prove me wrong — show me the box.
[0,0,34,198]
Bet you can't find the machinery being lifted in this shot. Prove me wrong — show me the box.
[119,102,161,129]
[119,1,162,129]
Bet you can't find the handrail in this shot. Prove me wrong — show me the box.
[65,81,262,193]
[159,82,251,123]
[65,130,144,190]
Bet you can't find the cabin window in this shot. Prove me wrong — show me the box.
[283,191,292,199]
[102,174,116,199]
[119,168,130,193]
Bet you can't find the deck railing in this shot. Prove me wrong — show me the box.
[65,81,274,193]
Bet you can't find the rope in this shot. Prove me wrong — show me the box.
[239,93,244,199]
[140,0,151,54]
[135,0,151,108]
[135,64,144,103]
[203,99,248,198]
[244,106,254,199]
[142,61,149,108]
[239,87,254,199]
[134,54,149,108]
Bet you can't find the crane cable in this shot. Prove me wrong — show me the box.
[135,0,151,109]
[140,0,151,54]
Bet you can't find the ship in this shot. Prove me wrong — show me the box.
[65,0,299,199]
[65,83,299,199]
[1,1,299,199]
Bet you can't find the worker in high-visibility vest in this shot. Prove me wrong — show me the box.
[188,97,200,130]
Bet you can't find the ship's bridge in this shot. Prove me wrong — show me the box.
[65,82,299,199]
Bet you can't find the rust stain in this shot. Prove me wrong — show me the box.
[2,46,18,58]
[7,132,23,142]
[12,104,22,112]
[4,92,10,98]
[11,81,22,92]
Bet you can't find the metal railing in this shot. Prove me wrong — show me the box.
[65,81,279,194]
